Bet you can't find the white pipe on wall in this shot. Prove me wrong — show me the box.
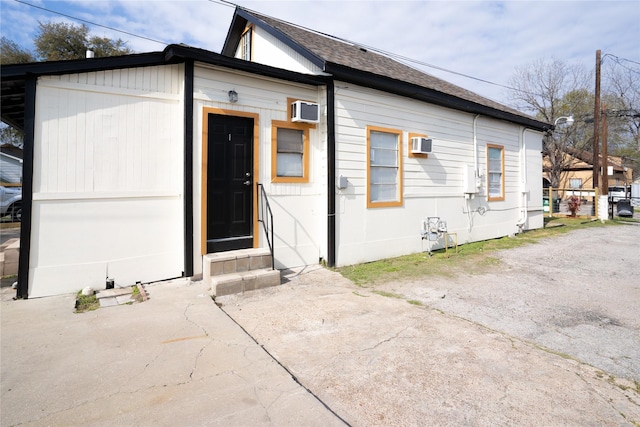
[517,128,534,230]
[473,115,480,179]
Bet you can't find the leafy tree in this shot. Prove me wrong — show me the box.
[34,21,90,61]
[0,123,23,148]
[34,22,132,61]
[0,36,36,64]
[1,22,134,146]
[89,35,132,58]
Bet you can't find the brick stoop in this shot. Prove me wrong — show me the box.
[203,248,281,297]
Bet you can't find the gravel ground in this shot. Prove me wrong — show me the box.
[379,222,640,382]
[219,222,640,426]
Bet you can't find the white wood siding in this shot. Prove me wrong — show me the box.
[334,83,543,266]
[30,64,185,297]
[240,26,326,75]
[193,64,326,271]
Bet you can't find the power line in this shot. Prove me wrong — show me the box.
[12,0,169,46]
[231,4,538,101]
[12,0,639,103]
[602,53,640,75]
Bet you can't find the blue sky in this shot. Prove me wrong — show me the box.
[2,0,639,109]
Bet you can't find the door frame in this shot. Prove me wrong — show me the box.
[201,107,260,255]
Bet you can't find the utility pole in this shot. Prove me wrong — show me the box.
[602,103,608,196]
[593,50,601,192]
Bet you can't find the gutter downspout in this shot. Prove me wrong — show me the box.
[327,81,336,267]
[516,128,532,231]
[473,115,480,179]
[467,115,481,233]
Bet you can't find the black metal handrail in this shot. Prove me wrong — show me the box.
[257,183,274,270]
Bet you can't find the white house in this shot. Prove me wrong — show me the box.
[0,7,548,298]
[222,9,548,267]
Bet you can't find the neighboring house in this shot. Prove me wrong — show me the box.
[0,7,548,298]
[543,147,633,190]
[0,144,23,185]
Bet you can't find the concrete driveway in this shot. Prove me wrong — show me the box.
[1,279,345,427]
[2,223,638,426]
[219,223,640,426]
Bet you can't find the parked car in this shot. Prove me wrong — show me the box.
[0,185,22,222]
[608,186,628,203]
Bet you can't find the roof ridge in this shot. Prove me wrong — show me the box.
[236,7,546,128]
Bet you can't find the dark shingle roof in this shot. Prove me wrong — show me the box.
[225,8,548,130]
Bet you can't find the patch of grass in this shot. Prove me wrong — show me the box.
[407,299,423,306]
[75,291,100,313]
[337,217,625,286]
[371,289,404,299]
[131,284,144,303]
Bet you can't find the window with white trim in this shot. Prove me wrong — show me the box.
[570,178,582,189]
[487,144,504,201]
[367,126,402,207]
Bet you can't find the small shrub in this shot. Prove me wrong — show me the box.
[567,195,582,217]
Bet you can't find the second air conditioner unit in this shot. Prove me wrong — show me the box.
[411,137,432,154]
[291,100,320,123]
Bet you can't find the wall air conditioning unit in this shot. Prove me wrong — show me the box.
[291,100,320,123]
[411,137,432,154]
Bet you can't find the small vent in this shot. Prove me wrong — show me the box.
[291,101,320,123]
[411,137,432,154]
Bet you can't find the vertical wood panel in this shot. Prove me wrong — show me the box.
[35,65,183,196]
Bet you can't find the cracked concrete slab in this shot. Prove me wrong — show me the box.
[218,225,640,426]
[1,279,345,427]
[220,270,640,426]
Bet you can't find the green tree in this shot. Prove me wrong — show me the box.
[89,35,132,58]
[34,22,132,61]
[0,123,24,148]
[1,22,134,146]
[0,36,36,64]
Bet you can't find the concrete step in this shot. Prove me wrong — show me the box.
[203,248,281,296]
[203,248,272,277]
[212,268,281,297]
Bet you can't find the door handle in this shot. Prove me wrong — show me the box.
[243,180,251,186]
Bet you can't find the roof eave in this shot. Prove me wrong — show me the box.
[325,62,548,131]
[221,9,248,57]
[1,52,169,80]
[165,44,329,86]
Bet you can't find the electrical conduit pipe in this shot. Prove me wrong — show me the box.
[516,128,534,231]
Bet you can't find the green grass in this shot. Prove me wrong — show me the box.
[74,291,100,313]
[371,289,404,299]
[337,217,631,286]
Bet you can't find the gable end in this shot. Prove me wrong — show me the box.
[223,7,326,70]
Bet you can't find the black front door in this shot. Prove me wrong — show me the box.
[206,114,254,252]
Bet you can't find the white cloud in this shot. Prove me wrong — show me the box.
[2,0,638,107]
